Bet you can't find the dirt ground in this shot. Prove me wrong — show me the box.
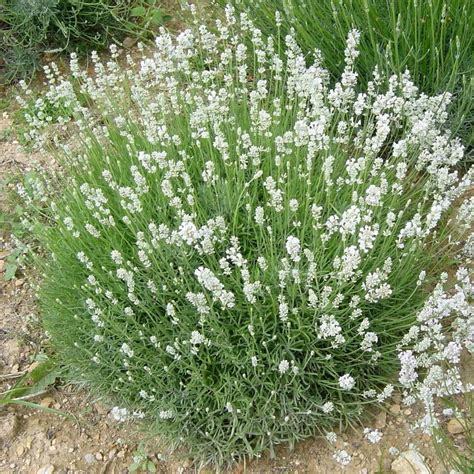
[0,113,470,474]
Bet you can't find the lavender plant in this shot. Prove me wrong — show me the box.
[20,7,473,466]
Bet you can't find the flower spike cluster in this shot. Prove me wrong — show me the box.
[22,6,473,465]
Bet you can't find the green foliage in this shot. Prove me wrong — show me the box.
[221,0,474,148]
[3,248,22,280]
[0,0,171,83]
[129,447,158,473]
[0,354,68,419]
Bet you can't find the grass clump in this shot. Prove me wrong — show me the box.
[0,0,171,83]
[220,0,474,149]
[22,10,472,467]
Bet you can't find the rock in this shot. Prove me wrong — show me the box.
[390,404,401,415]
[95,452,103,461]
[2,339,21,366]
[37,466,55,474]
[40,397,55,408]
[447,418,465,434]
[123,37,137,48]
[392,392,402,403]
[404,408,412,416]
[84,453,96,464]
[22,436,33,449]
[391,450,431,474]
[375,410,387,429]
[0,413,19,441]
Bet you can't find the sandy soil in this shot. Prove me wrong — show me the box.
[0,113,469,474]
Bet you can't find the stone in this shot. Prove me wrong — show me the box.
[0,413,19,441]
[40,397,55,408]
[389,404,401,415]
[391,450,431,474]
[2,339,21,366]
[374,410,387,429]
[123,37,137,48]
[84,453,96,464]
[37,466,55,474]
[447,418,465,435]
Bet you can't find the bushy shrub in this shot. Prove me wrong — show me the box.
[219,0,474,150]
[21,9,472,466]
[0,0,170,83]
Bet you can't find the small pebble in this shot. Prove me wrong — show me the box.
[447,418,465,434]
[37,466,54,474]
[389,404,401,415]
[84,453,95,464]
